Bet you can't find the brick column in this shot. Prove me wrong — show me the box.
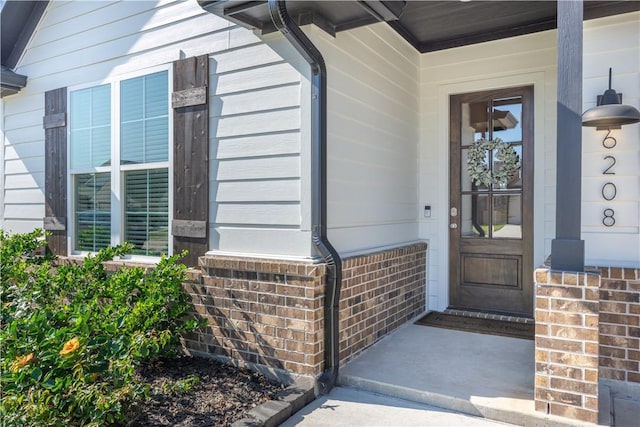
[534,268,600,423]
[598,267,640,383]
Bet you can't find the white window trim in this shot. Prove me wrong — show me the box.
[66,64,174,263]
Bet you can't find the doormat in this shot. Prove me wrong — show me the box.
[415,311,534,340]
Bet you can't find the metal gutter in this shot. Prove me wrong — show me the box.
[267,0,343,394]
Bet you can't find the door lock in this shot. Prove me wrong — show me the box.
[450,207,458,217]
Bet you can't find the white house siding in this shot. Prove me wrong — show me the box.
[419,31,557,311]
[209,32,312,258]
[582,13,640,268]
[1,0,312,258]
[419,12,640,311]
[306,23,420,256]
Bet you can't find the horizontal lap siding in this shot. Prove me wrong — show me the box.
[2,124,46,231]
[307,24,420,254]
[3,1,310,258]
[2,92,45,230]
[209,34,307,254]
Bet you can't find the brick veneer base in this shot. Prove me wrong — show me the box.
[597,267,640,383]
[534,268,600,423]
[181,242,428,377]
[338,243,427,365]
[181,257,326,377]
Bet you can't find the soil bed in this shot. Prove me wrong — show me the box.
[128,356,285,426]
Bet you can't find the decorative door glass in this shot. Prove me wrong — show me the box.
[460,97,523,239]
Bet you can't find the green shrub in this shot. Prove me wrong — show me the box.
[0,229,201,426]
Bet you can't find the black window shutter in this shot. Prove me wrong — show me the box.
[43,87,68,256]
[172,55,209,266]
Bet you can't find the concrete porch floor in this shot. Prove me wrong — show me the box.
[337,321,633,427]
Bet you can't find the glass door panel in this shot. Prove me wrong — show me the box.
[460,96,523,240]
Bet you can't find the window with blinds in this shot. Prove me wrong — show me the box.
[120,71,169,255]
[74,173,111,251]
[124,169,169,256]
[70,84,112,252]
[70,85,111,169]
[68,69,170,257]
[120,72,169,165]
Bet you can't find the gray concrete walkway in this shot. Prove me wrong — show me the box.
[281,386,516,427]
[605,380,640,427]
[327,321,640,427]
[338,323,537,425]
[281,322,640,426]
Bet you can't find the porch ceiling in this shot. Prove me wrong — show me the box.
[199,1,640,53]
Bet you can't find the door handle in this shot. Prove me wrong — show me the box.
[450,223,458,229]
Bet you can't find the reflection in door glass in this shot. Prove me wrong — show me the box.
[493,144,522,190]
[461,194,490,238]
[492,195,522,239]
[492,99,522,143]
[461,148,489,192]
[466,101,491,142]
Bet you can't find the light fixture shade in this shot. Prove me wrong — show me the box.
[582,68,640,128]
[582,104,640,127]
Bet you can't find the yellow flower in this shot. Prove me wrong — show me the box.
[10,353,34,372]
[60,337,80,355]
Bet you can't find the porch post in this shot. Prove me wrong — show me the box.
[550,0,585,272]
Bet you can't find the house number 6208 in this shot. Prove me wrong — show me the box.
[601,131,616,227]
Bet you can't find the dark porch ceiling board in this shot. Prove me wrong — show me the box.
[199,0,640,53]
[400,1,559,52]
[410,1,640,53]
[398,1,554,42]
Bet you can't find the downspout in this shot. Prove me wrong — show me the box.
[267,0,343,394]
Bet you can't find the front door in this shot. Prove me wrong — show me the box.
[449,86,534,316]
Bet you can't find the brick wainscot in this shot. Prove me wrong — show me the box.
[181,243,427,379]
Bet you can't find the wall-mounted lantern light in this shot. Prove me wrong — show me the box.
[582,68,640,129]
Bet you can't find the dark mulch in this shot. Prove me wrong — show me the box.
[127,356,286,426]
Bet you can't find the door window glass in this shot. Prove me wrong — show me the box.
[460,96,523,239]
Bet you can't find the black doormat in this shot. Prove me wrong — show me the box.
[415,312,534,340]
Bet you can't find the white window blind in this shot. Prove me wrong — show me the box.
[120,72,169,164]
[70,84,111,168]
[74,173,111,252]
[124,169,169,256]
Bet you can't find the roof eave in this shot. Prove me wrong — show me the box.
[1,1,50,69]
[0,67,28,98]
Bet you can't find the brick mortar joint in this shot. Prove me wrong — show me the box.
[538,264,640,284]
[341,243,427,264]
[199,256,327,277]
[536,280,601,289]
